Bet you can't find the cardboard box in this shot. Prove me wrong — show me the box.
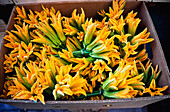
[0,0,170,110]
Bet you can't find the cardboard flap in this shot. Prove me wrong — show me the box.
[12,0,149,5]
[3,0,170,5]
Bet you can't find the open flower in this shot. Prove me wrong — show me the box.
[123,42,138,59]
[24,10,39,28]
[56,65,72,85]
[127,17,141,36]
[13,81,48,104]
[131,28,153,45]
[113,32,131,43]
[53,71,87,99]
[15,6,27,25]
[18,43,34,62]
[109,16,125,33]
[53,84,73,100]
[105,0,125,19]
[71,58,89,72]
[4,54,18,73]
[11,23,30,44]
[67,72,87,96]
[93,59,112,73]
[143,79,168,96]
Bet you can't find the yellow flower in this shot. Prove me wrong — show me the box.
[35,6,56,22]
[11,23,30,44]
[66,37,82,51]
[18,44,34,62]
[109,16,125,33]
[7,78,28,98]
[42,5,55,17]
[15,6,27,25]
[95,17,109,30]
[4,54,18,73]
[104,86,138,98]
[13,81,48,105]
[53,71,87,99]
[113,32,131,43]
[63,24,79,36]
[126,17,141,36]
[53,84,73,100]
[63,18,79,35]
[21,42,35,54]
[56,65,72,85]
[0,78,14,99]
[124,11,137,22]
[58,49,74,63]
[49,55,68,67]
[91,72,107,86]
[15,6,27,19]
[143,79,168,96]
[71,58,89,72]
[90,95,104,100]
[131,28,154,45]
[42,44,58,55]
[50,13,66,43]
[96,27,111,42]
[82,18,93,33]
[98,9,106,17]
[98,0,125,19]
[135,49,148,62]
[22,62,37,85]
[77,32,84,41]
[93,59,112,74]
[67,72,87,96]
[83,83,93,94]
[117,0,126,11]
[123,42,138,59]
[24,10,39,28]
[102,59,145,92]
[104,37,119,50]
[70,8,85,29]
[4,31,20,48]
[80,63,97,88]
[32,20,63,48]
[81,63,97,78]
[108,50,120,61]
[109,58,120,68]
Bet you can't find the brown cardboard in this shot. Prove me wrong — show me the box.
[13,0,136,4]
[0,0,170,109]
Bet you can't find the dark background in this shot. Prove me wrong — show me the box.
[0,2,170,112]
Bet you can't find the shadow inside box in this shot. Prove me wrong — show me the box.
[147,2,170,70]
[146,2,170,112]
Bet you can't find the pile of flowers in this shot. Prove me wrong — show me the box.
[0,0,168,104]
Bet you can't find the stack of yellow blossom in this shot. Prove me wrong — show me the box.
[0,0,168,104]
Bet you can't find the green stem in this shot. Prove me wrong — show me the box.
[53,50,90,57]
[76,90,103,99]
